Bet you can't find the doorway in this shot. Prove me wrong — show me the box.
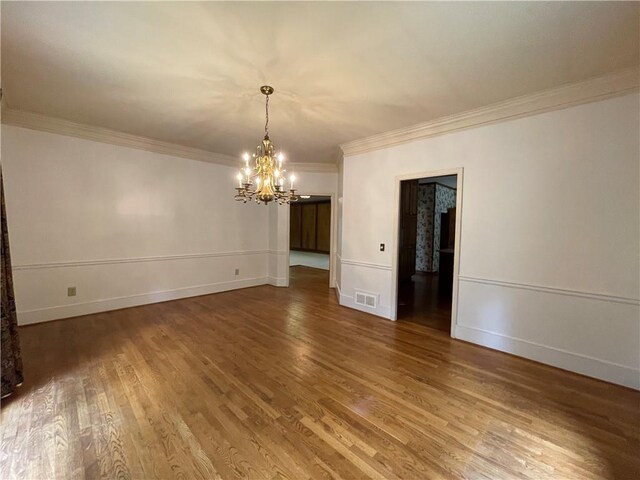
[289,195,332,286]
[395,174,459,333]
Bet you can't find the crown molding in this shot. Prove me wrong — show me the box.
[0,108,338,173]
[1,108,239,166]
[289,162,337,173]
[341,68,639,157]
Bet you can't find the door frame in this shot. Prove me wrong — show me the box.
[286,192,337,288]
[390,167,464,340]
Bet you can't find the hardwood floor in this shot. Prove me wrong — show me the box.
[2,267,638,479]
[397,273,452,333]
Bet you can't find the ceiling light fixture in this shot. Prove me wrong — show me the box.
[234,86,299,205]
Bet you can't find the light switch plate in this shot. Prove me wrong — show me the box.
[67,286,76,297]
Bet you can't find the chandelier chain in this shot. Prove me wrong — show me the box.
[265,94,269,136]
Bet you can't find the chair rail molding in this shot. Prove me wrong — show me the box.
[340,258,393,271]
[340,68,639,156]
[459,275,640,306]
[13,250,270,270]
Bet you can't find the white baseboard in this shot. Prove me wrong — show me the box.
[17,277,269,325]
[268,276,288,287]
[455,325,640,390]
[334,282,342,303]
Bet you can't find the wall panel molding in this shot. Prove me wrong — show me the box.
[341,68,639,156]
[459,275,639,306]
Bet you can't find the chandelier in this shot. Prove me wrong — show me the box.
[234,86,299,205]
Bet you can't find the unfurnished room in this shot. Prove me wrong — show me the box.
[1,2,639,479]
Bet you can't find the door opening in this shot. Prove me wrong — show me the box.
[396,174,458,333]
[289,195,331,287]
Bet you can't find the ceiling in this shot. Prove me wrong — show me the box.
[2,2,638,164]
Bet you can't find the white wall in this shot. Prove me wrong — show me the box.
[336,156,344,300]
[340,93,640,388]
[2,125,270,324]
[268,200,290,287]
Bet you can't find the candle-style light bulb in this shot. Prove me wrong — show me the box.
[243,152,250,167]
[236,172,243,187]
[278,153,284,169]
[290,174,296,190]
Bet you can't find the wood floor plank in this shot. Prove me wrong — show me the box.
[1,266,638,479]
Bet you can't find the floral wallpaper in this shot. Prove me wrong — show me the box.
[415,183,456,272]
[416,184,435,271]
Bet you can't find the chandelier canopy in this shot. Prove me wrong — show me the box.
[234,86,299,205]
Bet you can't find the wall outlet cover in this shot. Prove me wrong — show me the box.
[67,286,76,297]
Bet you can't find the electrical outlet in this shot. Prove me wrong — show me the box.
[67,286,76,297]
[380,243,385,251]
[235,268,240,276]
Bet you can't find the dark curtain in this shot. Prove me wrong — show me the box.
[1,168,23,398]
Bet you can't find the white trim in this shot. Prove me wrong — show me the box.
[459,276,639,306]
[17,276,269,325]
[329,194,337,288]
[14,250,269,270]
[2,108,237,166]
[1,109,337,172]
[341,68,639,156]
[268,250,289,256]
[390,168,464,338]
[455,325,640,390]
[268,276,288,287]
[340,259,392,271]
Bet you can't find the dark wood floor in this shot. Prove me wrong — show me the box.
[1,266,638,479]
[397,272,452,332]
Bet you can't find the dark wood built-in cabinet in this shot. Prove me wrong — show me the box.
[316,202,331,252]
[290,201,331,253]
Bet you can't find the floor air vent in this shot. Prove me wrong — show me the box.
[355,291,377,308]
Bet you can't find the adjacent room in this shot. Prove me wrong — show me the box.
[289,195,331,271]
[397,175,458,332]
[1,2,639,479]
